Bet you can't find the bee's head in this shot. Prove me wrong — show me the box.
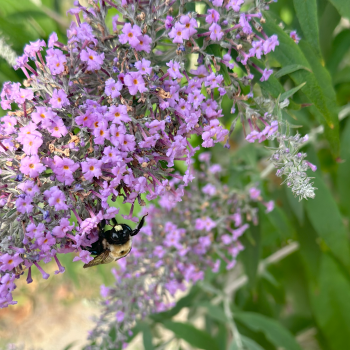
[110,225,131,244]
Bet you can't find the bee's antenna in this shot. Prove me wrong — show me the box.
[130,213,148,236]
[110,218,118,226]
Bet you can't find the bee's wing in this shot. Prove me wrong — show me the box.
[83,250,114,268]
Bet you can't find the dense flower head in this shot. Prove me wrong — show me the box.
[87,158,274,349]
[0,0,298,309]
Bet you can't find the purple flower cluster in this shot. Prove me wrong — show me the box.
[0,0,279,308]
[87,156,274,349]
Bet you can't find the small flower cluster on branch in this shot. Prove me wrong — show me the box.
[86,156,274,350]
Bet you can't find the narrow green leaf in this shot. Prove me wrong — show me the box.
[337,117,350,217]
[280,82,306,101]
[240,224,261,288]
[293,0,321,56]
[274,64,311,78]
[235,312,302,350]
[310,254,350,350]
[266,205,294,239]
[262,13,340,156]
[229,336,265,350]
[305,146,350,269]
[138,323,154,350]
[196,302,227,323]
[162,321,220,350]
[328,0,350,20]
[327,29,350,76]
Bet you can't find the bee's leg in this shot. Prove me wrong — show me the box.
[98,219,107,232]
[130,213,148,236]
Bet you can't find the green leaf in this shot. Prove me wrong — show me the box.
[273,64,311,78]
[262,13,340,156]
[162,321,220,350]
[280,82,306,101]
[328,0,350,20]
[293,0,321,56]
[235,312,302,350]
[196,302,228,324]
[310,254,350,350]
[229,336,265,350]
[240,224,261,288]
[138,322,154,350]
[266,205,294,240]
[337,117,350,217]
[305,146,350,269]
[327,29,350,76]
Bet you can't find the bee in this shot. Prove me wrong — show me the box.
[83,214,148,268]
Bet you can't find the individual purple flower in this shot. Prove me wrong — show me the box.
[211,0,223,6]
[206,9,220,24]
[245,130,260,143]
[47,187,69,211]
[205,73,224,89]
[48,32,58,48]
[249,187,261,200]
[73,250,94,264]
[166,60,183,79]
[21,140,42,163]
[24,39,46,58]
[209,23,224,41]
[264,201,275,213]
[305,161,317,172]
[290,31,301,44]
[262,120,279,137]
[18,180,40,197]
[260,68,273,82]
[180,15,198,37]
[249,40,264,59]
[169,22,187,44]
[135,58,152,75]
[134,34,152,53]
[105,78,123,98]
[80,48,105,71]
[119,23,142,48]
[81,158,103,181]
[50,89,70,109]
[209,164,222,174]
[31,107,56,128]
[195,217,216,232]
[124,72,147,95]
[202,183,216,196]
[49,117,68,138]
[239,14,252,34]
[16,196,34,214]
[226,0,244,11]
[106,105,131,124]
[116,310,125,322]
[1,116,17,135]
[37,233,56,252]
[46,48,67,75]
[165,16,174,30]
[263,35,279,54]
[0,253,23,272]
[20,156,46,178]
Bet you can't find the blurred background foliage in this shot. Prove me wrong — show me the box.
[1,0,350,349]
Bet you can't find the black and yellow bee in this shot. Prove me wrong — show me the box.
[83,214,148,268]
